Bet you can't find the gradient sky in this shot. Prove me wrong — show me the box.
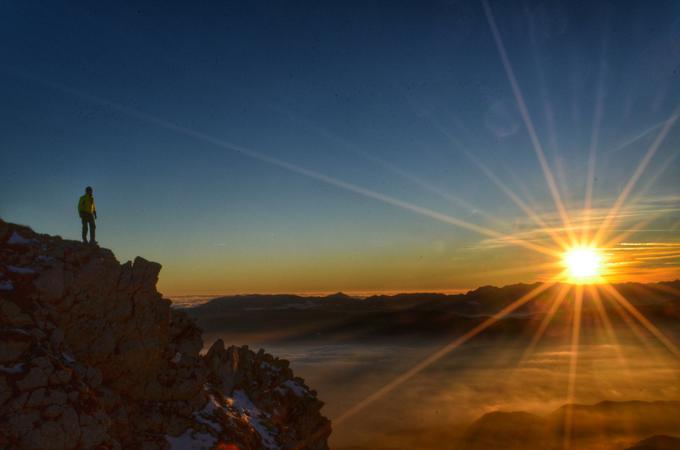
[2,0,680,296]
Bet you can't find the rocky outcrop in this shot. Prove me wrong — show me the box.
[0,220,331,450]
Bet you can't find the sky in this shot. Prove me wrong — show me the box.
[1,0,680,296]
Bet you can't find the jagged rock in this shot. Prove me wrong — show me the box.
[0,219,330,450]
[49,367,72,385]
[205,339,239,394]
[16,367,48,391]
[0,331,31,363]
[26,388,46,407]
[60,407,81,443]
[0,301,32,327]
[34,261,66,301]
[0,377,11,405]
[27,421,67,450]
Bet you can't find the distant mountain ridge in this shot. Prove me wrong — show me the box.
[459,400,680,450]
[187,280,680,344]
[332,401,680,450]
[190,280,680,312]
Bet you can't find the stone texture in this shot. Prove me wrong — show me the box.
[0,219,330,450]
[16,367,48,391]
[0,333,31,363]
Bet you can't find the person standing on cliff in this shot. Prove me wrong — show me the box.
[78,186,97,245]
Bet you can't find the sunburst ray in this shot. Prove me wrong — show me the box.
[562,285,584,450]
[591,112,679,246]
[518,284,571,366]
[269,102,509,229]
[582,32,608,246]
[7,68,565,260]
[331,279,559,427]
[600,283,680,359]
[432,120,570,250]
[587,285,632,382]
[482,0,578,247]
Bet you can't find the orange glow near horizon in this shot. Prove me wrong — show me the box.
[324,2,680,438]
[7,5,680,450]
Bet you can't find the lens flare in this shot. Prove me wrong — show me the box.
[563,247,603,282]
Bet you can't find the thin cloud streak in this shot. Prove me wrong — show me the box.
[483,0,577,246]
[7,67,561,259]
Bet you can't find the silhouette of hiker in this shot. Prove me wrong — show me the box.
[78,186,97,245]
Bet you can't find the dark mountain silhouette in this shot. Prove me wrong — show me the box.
[459,410,549,450]
[186,281,680,344]
[547,400,680,438]
[458,401,680,450]
[332,402,680,450]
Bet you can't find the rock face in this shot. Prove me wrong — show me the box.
[0,220,331,450]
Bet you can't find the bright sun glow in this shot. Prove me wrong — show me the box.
[563,247,604,282]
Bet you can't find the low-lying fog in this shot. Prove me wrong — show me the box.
[199,330,680,450]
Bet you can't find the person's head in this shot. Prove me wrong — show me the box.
[85,186,93,196]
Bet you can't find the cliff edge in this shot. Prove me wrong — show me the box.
[0,220,331,450]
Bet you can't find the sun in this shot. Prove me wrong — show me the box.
[563,247,604,282]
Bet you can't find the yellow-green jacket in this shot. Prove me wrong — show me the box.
[78,195,96,215]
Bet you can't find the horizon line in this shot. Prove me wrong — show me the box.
[166,278,680,302]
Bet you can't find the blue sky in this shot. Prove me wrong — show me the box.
[2,0,679,295]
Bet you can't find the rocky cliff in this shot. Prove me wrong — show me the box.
[0,220,331,450]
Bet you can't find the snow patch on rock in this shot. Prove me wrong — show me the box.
[171,352,182,364]
[229,390,280,449]
[193,393,223,432]
[0,363,26,374]
[7,265,35,274]
[7,231,34,245]
[281,379,309,397]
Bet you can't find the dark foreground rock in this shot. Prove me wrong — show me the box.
[0,220,331,450]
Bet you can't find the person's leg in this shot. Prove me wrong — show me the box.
[88,216,96,243]
[81,216,88,243]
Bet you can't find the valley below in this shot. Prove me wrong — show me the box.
[183,283,680,449]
